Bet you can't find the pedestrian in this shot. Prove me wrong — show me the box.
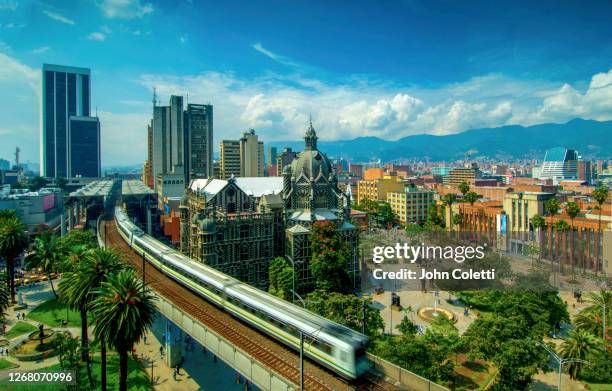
[213,355,217,363]
[175,364,180,375]
[21,312,25,320]
[172,368,177,381]
[143,334,147,344]
[15,311,20,320]
[159,346,164,358]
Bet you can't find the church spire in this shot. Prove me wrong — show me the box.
[304,115,318,150]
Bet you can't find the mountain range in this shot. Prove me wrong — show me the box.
[267,119,612,162]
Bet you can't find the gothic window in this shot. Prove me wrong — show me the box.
[227,202,236,213]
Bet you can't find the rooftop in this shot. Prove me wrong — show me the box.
[69,180,114,198]
[122,180,155,196]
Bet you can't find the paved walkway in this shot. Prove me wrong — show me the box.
[133,330,202,391]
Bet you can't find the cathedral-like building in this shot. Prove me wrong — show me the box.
[180,122,359,292]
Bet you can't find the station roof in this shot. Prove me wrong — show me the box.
[69,180,115,198]
[122,180,155,196]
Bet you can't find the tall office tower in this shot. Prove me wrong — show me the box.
[41,64,93,177]
[169,95,184,172]
[577,159,593,184]
[220,140,241,179]
[143,123,153,188]
[239,129,264,177]
[151,105,170,187]
[267,146,277,167]
[540,147,578,184]
[68,116,100,177]
[184,104,213,181]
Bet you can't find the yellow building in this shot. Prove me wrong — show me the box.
[220,139,241,179]
[357,174,404,204]
[387,187,434,225]
[502,191,555,232]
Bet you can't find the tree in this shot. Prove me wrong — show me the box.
[452,213,463,233]
[90,269,156,391]
[491,339,548,390]
[305,290,384,337]
[60,248,127,389]
[458,181,470,232]
[28,176,46,191]
[442,193,457,232]
[397,315,418,337]
[54,332,83,390]
[591,187,608,275]
[0,282,9,317]
[0,216,29,303]
[463,191,479,233]
[544,198,560,260]
[56,177,68,191]
[268,257,293,301]
[530,214,546,261]
[565,202,580,272]
[0,210,18,221]
[377,202,395,227]
[560,329,603,379]
[425,202,445,229]
[310,221,351,293]
[25,230,65,298]
[574,290,612,343]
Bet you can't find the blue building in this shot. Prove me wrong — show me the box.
[41,64,97,178]
[68,116,101,177]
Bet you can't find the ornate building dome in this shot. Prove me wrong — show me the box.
[290,121,334,181]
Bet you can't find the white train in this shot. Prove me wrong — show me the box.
[114,207,370,379]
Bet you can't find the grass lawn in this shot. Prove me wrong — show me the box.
[3,354,151,391]
[0,358,18,370]
[583,382,612,391]
[452,354,497,391]
[26,298,82,328]
[4,322,37,340]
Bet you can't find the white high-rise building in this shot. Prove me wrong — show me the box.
[539,147,578,184]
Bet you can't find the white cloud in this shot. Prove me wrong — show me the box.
[87,32,107,41]
[42,10,75,25]
[97,111,149,165]
[0,1,18,11]
[31,46,51,54]
[252,43,299,67]
[98,0,153,19]
[138,68,612,142]
[0,52,39,90]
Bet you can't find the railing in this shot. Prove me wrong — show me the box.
[366,352,450,391]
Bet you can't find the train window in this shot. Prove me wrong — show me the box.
[312,339,332,355]
[340,350,349,362]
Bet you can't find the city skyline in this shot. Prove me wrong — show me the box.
[1,0,612,166]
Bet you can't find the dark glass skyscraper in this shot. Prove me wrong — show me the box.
[68,116,100,177]
[41,64,92,178]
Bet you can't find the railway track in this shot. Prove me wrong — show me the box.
[102,219,395,391]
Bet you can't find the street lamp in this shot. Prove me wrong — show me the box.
[536,341,590,391]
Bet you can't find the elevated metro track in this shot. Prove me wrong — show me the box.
[101,219,394,391]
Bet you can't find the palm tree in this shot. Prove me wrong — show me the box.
[442,193,457,232]
[25,230,65,298]
[452,214,463,239]
[0,210,18,221]
[0,281,9,317]
[560,329,603,379]
[60,248,128,390]
[531,214,546,261]
[91,269,156,391]
[458,181,470,233]
[544,198,560,260]
[574,290,612,344]
[0,217,30,303]
[565,201,580,274]
[554,219,570,272]
[464,191,479,234]
[591,187,608,275]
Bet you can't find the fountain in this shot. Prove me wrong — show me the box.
[11,325,58,361]
[417,297,455,323]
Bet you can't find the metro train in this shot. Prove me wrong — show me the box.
[114,207,370,379]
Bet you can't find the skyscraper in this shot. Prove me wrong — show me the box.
[68,116,100,177]
[41,64,97,178]
[220,140,241,179]
[240,129,264,177]
[184,104,213,181]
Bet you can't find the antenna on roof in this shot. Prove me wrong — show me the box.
[186,92,189,106]
[152,87,157,109]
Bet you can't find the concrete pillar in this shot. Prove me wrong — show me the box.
[164,319,182,368]
[60,211,66,237]
[147,208,152,236]
[68,206,74,230]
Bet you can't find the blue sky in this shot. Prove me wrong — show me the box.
[1,0,612,166]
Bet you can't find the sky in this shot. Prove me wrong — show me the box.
[1,0,612,167]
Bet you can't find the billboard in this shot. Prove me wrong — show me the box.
[43,193,56,211]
